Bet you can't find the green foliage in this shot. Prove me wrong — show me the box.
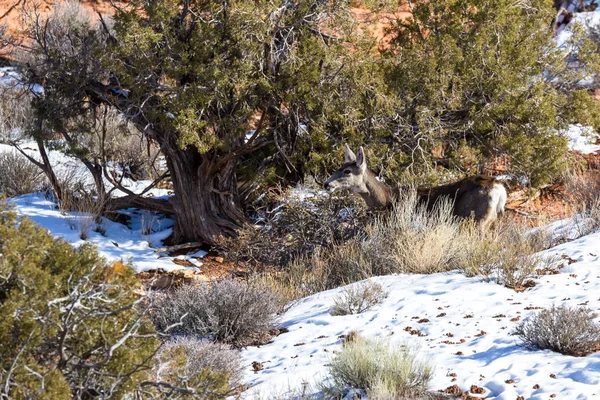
[22,0,600,245]
[381,0,600,186]
[106,0,389,180]
[0,202,158,398]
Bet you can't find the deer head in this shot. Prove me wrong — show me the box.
[324,144,369,193]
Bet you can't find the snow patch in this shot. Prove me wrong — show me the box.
[562,124,600,154]
[241,231,600,398]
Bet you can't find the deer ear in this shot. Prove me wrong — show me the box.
[356,146,367,172]
[344,144,356,163]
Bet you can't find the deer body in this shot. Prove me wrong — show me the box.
[324,145,507,226]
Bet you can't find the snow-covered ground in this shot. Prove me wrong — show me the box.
[241,230,600,399]
[0,142,206,273]
[563,124,600,154]
[9,193,193,273]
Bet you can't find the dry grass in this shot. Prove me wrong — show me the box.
[62,192,104,240]
[559,171,600,240]
[327,333,433,399]
[460,221,559,290]
[364,190,463,274]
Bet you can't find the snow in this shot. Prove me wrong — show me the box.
[562,124,600,154]
[9,193,196,273]
[0,143,204,273]
[555,9,600,48]
[0,67,44,95]
[240,230,600,399]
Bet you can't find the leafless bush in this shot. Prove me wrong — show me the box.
[79,110,163,181]
[157,337,244,389]
[0,151,47,197]
[514,305,600,356]
[151,279,282,346]
[330,280,388,316]
[0,89,33,142]
[217,190,368,268]
[563,171,600,238]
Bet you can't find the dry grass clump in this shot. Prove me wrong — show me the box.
[0,151,47,197]
[328,334,433,399]
[330,280,388,316]
[151,279,282,347]
[364,190,463,274]
[562,171,600,239]
[514,304,600,356]
[460,221,559,290]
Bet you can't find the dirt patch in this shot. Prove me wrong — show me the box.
[138,256,249,289]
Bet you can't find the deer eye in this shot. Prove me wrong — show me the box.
[343,170,351,175]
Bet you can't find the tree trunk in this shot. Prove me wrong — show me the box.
[164,146,245,245]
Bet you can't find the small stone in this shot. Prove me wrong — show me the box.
[215,256,224,263]
[252,361,263,372]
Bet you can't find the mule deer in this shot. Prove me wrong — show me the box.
[324,145,507,227]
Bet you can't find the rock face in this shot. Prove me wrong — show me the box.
[0,0,126,47]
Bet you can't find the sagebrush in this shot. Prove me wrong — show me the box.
[330,280,388,316]
[0,151,47,197]
[151,279,281,346]
[514,304,600,356]
[155,337,244,389]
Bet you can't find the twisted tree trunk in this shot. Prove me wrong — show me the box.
[164,145,245,245]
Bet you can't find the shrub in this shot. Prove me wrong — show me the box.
[151,279,281,346]
[562,171,600,239]
[304,243,374,292]
[330,280,388,316]
[0,86,33,143]
[156,337,244,389]
[514,304,600,356]
[0,202,158,398]
[282,190,554,293]
[78,110,163,181]
[460,220,559,290]
[218,189,368,268]
[328,334,433,399]
[0,151,47,197]
[364,190,463,274]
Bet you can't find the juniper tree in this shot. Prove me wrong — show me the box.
[13,0,600,246]
[0,203,158,398]
[19,0,390,244]
[381,0,600,187]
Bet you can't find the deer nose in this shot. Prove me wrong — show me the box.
[323,181,330,190]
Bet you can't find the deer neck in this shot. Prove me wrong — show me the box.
[357,170,393,208]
